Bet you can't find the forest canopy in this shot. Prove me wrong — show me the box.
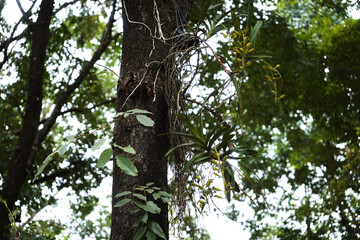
[0,0,359,239]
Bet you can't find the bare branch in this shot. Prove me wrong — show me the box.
[35,0,120,145]
[0,1,36,69]
[54,0,80,15]
[39,97,116,124]
[15,0,33,26]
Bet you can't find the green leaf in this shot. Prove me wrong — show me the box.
[152,192,161,200]
[122,145,136,154]
[92,138,106,151]
[133,215,143,227]
[115,154,138,176]
[33,152,57,181]
[207,125,232,149]
[97,148,113,168]
[222,148,258,159]
[163,131,203,142]
[134,226,147,240]
[161,197,171,203]
[158,191,173,198]
[58,144,68,157]
[134,201,160,214]
[231,11,241,32]
[114,143,136,154]
[65,135,76,141]
[165,142,199,157]
[251,54,272,59]
[114,191,132,198]
[250,20,263,42]
[114,112,124,118]
[198,0,212,25]
[133,193,146,201]
[184,153,211,170]
[146,201,161,214]
[136,115,155,127]
[146,230,156,240]
[146,189,154,193]
[142,212,148,223]
[127,109,152,114]
[114,198,131,208]
[134,201,148,211]
[131,208,141,214]
[176,114,204,140]
[148,221,166,239]
[225,162,240,193]
[146,182,154,186]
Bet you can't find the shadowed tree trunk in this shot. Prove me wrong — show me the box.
[111,0,192,239]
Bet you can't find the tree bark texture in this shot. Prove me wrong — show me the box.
[111,0,192,239]
[0,0,54,238]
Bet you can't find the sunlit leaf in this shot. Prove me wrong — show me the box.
[97,148,113,168]
[91,138,106,151]
[114,143,136,154]
[127,109,152,114]
[146,201,161,214]
[122,145,136,154]
[133,193,146,201]
[58,144,68,157]
[33,152,57,181]
[250,21,263,42]
[136,114,155,127]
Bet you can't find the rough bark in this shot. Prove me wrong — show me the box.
[111,0,192,239]
[0,0,54,237]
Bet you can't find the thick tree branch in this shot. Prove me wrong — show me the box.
[31,169,72,185]
[54,0,80,15]
[39,97,116,124]
[15,0,33,26]
[0,1,35,69]
[0,0,55,237]
[35,0,120,146]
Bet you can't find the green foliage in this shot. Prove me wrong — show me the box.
[230,3,360,239]
[114,183,173,240]
[166,111,261,212]
[1,0,120,238]
[20,220,64,240]
[2,0,359,239]
[115,108,155,127]
[180,215,211,240]
[115,154,138,176]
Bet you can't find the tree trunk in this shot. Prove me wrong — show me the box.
[0,0,54,238]
[111,0,192,239]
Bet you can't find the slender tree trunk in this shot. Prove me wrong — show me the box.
[111,0,192,239]
[0,0,54,238]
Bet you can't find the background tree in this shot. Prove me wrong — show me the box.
[0,0,121,238]
[200,1,360,239]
